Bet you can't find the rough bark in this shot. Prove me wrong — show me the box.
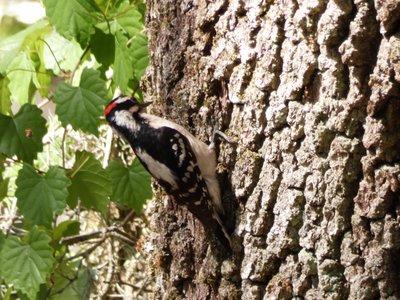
[142,0,400,299]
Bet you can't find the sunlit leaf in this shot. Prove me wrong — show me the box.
[0,177,9,201]
[0,20,47,73]
[6,50,36,105]
[97,2,143,36]
[43,30,84,74]
[0,75,11,115]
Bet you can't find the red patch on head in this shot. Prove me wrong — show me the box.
[104,102,117,117]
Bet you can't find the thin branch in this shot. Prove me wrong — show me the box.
[60,227,111,244]
[99,240,115,297]
[4,156,45,174]
[102,127,113,168]
[5,68,50,76]
[70,45,91,82]
[39,38,65,74]
[120,209,136,227]
[67,238,106,261]
[38,98,50,108]
[61,127,67,168]
[111,231,136,245]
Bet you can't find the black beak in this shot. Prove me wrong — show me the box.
[139,101,153,108]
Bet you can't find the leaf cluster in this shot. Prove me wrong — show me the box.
[0,0,153,298]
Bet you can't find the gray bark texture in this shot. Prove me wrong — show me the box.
[142,0,400,299]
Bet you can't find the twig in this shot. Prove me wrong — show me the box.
[70,45,90,82]
[4,156,45,174]
[103,127,113,168]
[60,224,137,246]
[136,276,150,296]
[100,240,115,297]
[38,98,50,108]
[111,231,136,245]
[120,209,136,227]
[61,227,114,244]
[61,127,67,168]
[67,238,105,261]
[39,38,65,74]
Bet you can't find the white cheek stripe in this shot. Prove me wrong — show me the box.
[113,110,140,132]
[136,149,178,189]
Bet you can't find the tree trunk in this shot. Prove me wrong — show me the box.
[143,0,400,299]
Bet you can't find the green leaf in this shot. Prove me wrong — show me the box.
[0,153,5,174]
[0,20,47,73]
[43,30,84,74]
[0,177,9,201]
[67,151,111,213]
[0,230,4,251]
[43,0,100,45]
[0,104,47,163]
[15,164,71,228]
[52,220,80,244]
[0,75,11,115]
[97,2,143,36]
[53,68,107,136]
[36,67,52,98]
[129,32,148,80]
[113,32,133,92]
[90,27,115,68]
[6,50,36,105]
[50,263,93,299]
[108,159,152,213]
[0,227,54,300]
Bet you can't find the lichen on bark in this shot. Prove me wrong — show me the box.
[142,0,400,299]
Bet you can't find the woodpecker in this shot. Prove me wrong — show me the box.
[104,95,232,250]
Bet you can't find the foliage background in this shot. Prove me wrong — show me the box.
[0,0,155,298]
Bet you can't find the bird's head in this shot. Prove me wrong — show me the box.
[104,96,152,120]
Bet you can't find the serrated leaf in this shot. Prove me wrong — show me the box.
[0,20,47,73]
[43,30,84,74]
[6,50,36,105]
[67,151,111,213]
[0,104,47,163]
[0,227,54,300]
[113,32,133,92]
[129,32,148,80]
[0,75,11,115]
[43,0,100,45]
[97,2,143,36]
[15,165,71,228]
[53,68,107,136]
[108,159,152,213]
[90,27,115,68]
